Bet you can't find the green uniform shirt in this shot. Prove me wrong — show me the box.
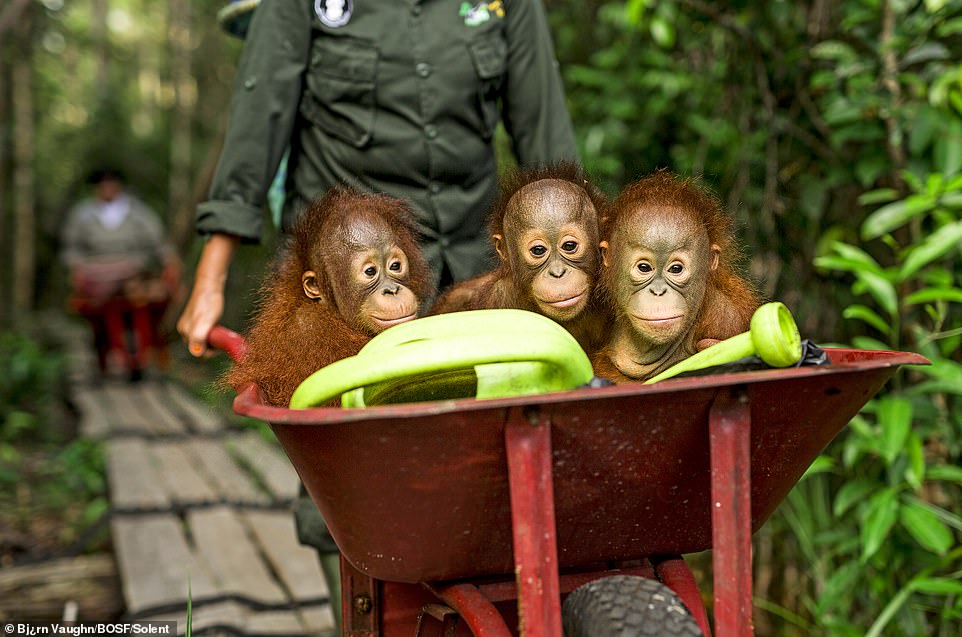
[196,0,579,283]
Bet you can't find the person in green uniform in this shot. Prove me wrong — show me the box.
[178,0,578,630]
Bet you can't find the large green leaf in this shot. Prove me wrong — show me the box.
[934,119,962,175]
[842,304,891,335]
[904,495,962,532]
[857,188,899,206]
[927,464,962,485]
[877,397,912,464]
[899,500,953,555]
[900,221,962,279]
[815,560,861,615]
[905,431,925,490]
[853,270,899,316]
[911,577,962,595]
[810,40,857,61]
[903,287,962,305]
[833,478,877,517]
[861,195,936,239]
[832,242,884,271]
[860,487,900,561]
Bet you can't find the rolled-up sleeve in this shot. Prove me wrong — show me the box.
[195,0,313,242]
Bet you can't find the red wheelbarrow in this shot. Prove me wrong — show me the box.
[208,323,926,637]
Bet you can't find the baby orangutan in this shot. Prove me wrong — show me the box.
[227,186,433,406]
[431,162,609,353]
[593,171,760,383]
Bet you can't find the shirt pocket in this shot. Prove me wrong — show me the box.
[300,36,378,147]
[467,30,507,140]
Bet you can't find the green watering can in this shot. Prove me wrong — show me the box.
[289,309,594,409]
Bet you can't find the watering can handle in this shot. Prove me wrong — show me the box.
[289,310,594,409]
[207,325,248,363]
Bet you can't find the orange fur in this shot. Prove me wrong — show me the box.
[226,186,432,406]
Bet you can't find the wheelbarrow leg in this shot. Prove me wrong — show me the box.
[709,388,753,637]
[504,406,562,637]
[654,557,713,636]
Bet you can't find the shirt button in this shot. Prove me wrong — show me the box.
[243,76,257,90]
[412,5,422,16]
[416,62,431,78]
[424,124,438,139]
[440,236,451,248]
[428,181,441,194]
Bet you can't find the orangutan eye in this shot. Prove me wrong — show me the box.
[637,262,653,273]
[389,260,401,271]
[561,241,578,253]
[668,263,684,275]
[364,266,377,277]
[530,245,548,257]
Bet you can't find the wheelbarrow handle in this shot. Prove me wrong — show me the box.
[208,325,248,363]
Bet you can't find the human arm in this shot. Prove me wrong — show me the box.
[501,0,579,165]
[177,233,239,357]
[60,204,87,269]
[195,0,312,240]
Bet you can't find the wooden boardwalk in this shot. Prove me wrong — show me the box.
[63,322,335,636]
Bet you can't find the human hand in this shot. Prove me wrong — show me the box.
[177,233,238,357]
[177,279,225,357]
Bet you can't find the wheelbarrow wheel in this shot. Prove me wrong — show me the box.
[562,575,703,637]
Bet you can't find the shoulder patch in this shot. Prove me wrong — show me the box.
[315,0,353,28]
[460,1,505,27]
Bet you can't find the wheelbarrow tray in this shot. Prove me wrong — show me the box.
[231,347,924,584]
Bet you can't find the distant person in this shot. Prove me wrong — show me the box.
[61,168,179,381]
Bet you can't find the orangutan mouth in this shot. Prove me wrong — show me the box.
[542,292,585,309]
[372,313,417,328]
[635,314,683,325]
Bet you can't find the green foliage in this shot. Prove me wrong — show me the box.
[801,149,962,635]
[0,328,106,549]
[0,330,65,443]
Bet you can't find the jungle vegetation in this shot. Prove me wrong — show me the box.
[0,1,960,634]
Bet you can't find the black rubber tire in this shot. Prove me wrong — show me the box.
[562,575,704,637]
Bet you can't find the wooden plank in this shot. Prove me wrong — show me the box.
[186,506,287,605]
[0,554,123,621]
[111,515,218,614]
[72,385,113,438]
[186,439,269,505]
[102,384,158,433]
[107,439,170,510]
[245,610,309,635]
[241,510,328,602]
[299,605,337,636]
[228,431,300,501]
[136,381,188,434]
[144,599,246,636]
[162,383,225,434]
[151,440,220,506]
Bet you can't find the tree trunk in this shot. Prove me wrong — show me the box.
[92,0,109,99]
[0,554,124,621]
[167,0,194,234]
[0,46,10,327]
[12,5,35,317]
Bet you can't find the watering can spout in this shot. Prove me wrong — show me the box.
[645,302,802,384]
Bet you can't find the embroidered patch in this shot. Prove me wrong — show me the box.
[460,1,504,27]
[315,0,353,27]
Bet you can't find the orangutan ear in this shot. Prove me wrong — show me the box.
[302,271,323,300]
[599,241,610,268]
[493,234,506,261]
[709,244,720,271]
